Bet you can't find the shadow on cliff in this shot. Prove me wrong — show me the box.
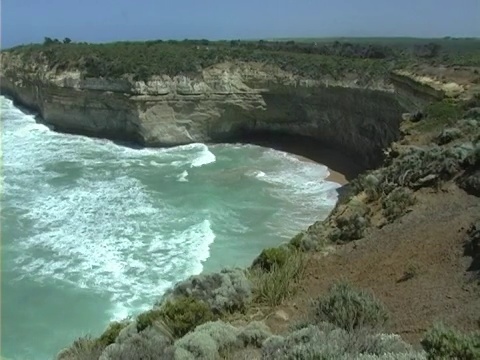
[227,131,365,182]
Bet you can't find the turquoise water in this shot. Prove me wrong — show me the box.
[0,96,339,360]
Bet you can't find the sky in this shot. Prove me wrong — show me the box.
[1,0,479,48]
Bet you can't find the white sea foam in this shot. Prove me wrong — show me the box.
[244,147,341,234]
[190,143,216,168]
[1,96,217,321]
[2,95,340,330]
[177,170,189,182]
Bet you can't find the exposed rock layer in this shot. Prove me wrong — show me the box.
[0,54,438,168]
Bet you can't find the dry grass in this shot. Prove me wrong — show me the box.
[248,251,307,306]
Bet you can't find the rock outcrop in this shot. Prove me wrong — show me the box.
[0,52,413,168]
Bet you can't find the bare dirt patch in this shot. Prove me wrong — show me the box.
[263,186,480,346]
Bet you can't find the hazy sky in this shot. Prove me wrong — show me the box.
[2,0,479,48]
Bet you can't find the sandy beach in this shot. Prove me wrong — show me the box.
[232,133,362,187]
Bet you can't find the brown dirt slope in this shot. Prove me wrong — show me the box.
[273,186,480,346]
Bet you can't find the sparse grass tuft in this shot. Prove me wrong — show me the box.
[56,336,104,360]
[249,250,306,306]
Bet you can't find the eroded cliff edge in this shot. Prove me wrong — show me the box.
[0,52,432,168]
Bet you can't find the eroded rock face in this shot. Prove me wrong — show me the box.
[0,54,407,167]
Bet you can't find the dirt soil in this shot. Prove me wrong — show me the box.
[263,185,480,346]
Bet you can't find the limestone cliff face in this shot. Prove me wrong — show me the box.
[1,52,409,168]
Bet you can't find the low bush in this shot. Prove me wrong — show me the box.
[311,282,389,331]
[261,324,422,360]
[238,321,272,347]
[56,336,104,360]
[330,213,370,242]
[136,296,214,338]
[173,320,241,360]
[160,296,215,338]
[290,231,323,251]
[421,323,480,360]
[249,251,306,306]
[382,187,416,221]
[163,268,252,315]
[464,221,480,266]
[365,143,477,193]
[136,309,163,332]
[437,127,463,145]
[96,321,128,347]
[251,246,290,271]
[363,173,383,202]
[100,327,172,360]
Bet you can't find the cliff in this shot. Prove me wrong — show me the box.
[0,51,411,168]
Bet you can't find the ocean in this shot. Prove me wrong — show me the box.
[0,95,340,359]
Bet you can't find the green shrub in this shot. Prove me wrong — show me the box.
[163,268,252,315]
[289,233,305,249]
[363,173,383,202]
[100,327,172,360]
[252,246,290,271]
[160,296,215,338]
[421,323,480,360]
[238,321,272,347]
[249,251,306,306]
[261,324,422,360]
[369,143,478,192]
[56,336,104,360]
[426,100,462,122]
[96,321,128,347]
[437,127,463,145]
[414,100,462,133]
[289,232,321,251]
[330,213,370,243]
[136,309,163,332]
[173,320,241,360]
[311,282,389,331]
[382,187,416,221]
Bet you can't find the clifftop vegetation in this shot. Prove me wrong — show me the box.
[4,37,480,81]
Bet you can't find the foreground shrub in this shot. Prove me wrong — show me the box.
[262,324,422,360]
[238,321,272,347]
[161,296,215,338]
[311,282,389,331]
[249,251,306,306]
[170,320,271,359]
[136,296,214,338]
[136,309,163,332]
[290,230,325,251]
[163,268,252,314]
[56,336,104,360]
[252,246,290,271]
[172,320,241,360]
[100,327,172,360]
[464,220,480,274]
[421,323,480,360]
[369,144,477,192]
[330,213,370,242]
[381,187,416,222]
[437,127,463,145]
[96,321,129,347]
